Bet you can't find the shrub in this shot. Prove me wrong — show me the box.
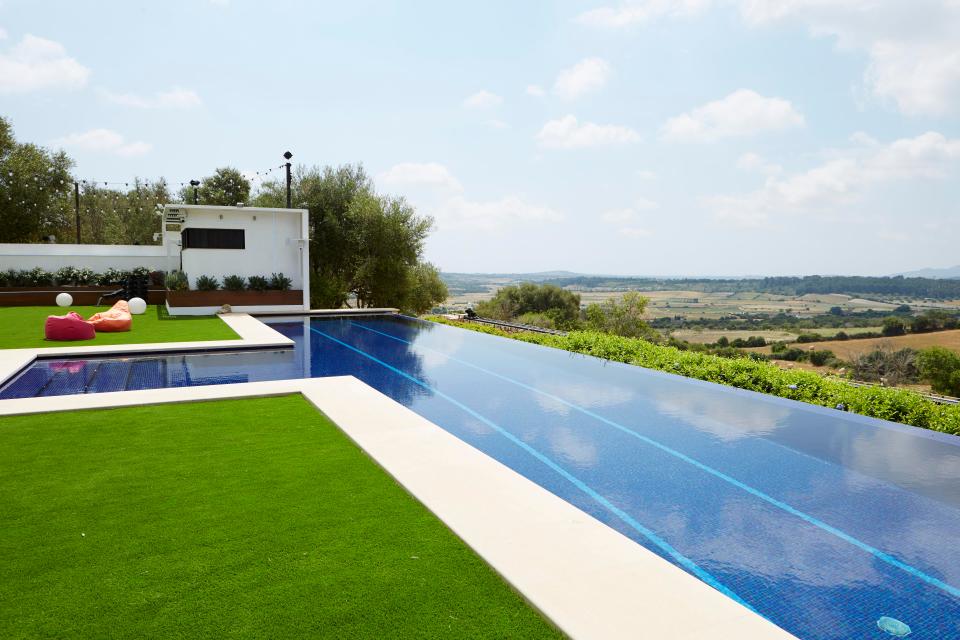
[75,267,96,285]
[269,273,293,291]
[834,331,849,341]
[247,275,269,292]
[428,318,960,435]
[129,266,151,278]
[149,271,166,287]
[795,333,821,343]
[195,275,220,291]
[6,269,31,286]
[166,271,189,291]
[97,268,125,286]
[808,350,834,366]
[516,312,556,330]
[584,292,651,337]
[917,347,960,397]
[849,347,918,386]
[882,317,907,337]
[0,270,6,287]
[223,275,246,291]
[28,267,53,286]
[54,266,78,286]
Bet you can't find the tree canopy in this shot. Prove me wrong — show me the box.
[252,163,446,311]
[180,167,251,206]
[474,282,581,329]
[0,116,74,243]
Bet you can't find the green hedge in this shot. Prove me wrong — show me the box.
[428,318,960,436]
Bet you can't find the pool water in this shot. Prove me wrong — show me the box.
[3,316,960,639]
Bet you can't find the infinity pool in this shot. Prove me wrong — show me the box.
[3,316,959,639]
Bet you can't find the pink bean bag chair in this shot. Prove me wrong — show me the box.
[88,300,132,332]
[45,312,95,341]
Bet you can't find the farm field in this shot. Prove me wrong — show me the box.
[445,286,920,319]
[749,329,960,360]
[672,326,885,344]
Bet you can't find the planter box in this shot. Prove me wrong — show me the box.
[165,289,302,307]
[0,286,167,306]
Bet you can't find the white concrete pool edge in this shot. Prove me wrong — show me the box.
[0,313,291,387]
[0,376,795,640]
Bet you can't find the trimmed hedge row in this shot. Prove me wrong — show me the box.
[429,318,960,436]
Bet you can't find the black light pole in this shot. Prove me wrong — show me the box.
[189,179,200,204]
[283,151,293,208]
[74,181,81,243]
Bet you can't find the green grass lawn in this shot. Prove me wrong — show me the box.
[0,305,239,349]
[0,395,560,639]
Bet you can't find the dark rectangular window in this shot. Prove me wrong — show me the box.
[181,228,245,249]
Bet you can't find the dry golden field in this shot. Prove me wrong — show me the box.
[749,329,960,360]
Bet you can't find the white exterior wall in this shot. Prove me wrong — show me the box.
[0,243,166,272]
[164,205,310,312]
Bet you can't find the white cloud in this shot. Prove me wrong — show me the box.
[619,226,654,237]
[736,152,783,175]
[707,131,960,226]
[485,119,509,130]
[102,87,202,109]
[526,84,545,97]
[462,90,502,109]
[601,199,658,236]
[663,89,804,142]
[442,195,563,231]
[601,207,637,223]
[636,169,657,180]
[0,27,7,40]
[378,162,560,232]
[737,1,960,116]
[578,2,960,116]
[553,57,611,99]
[537,115,641,149]
[52,128,152,157]
[378,162,463,192]
[575,0,711,28]
[0,33,90,93]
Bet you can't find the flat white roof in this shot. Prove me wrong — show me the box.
[163,204,308,215]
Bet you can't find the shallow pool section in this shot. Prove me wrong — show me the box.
[3,316,960,639]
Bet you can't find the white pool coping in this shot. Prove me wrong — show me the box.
[0,313,292,387]
[0,375,796,640]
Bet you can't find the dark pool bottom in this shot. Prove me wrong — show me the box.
[3,316,960,639]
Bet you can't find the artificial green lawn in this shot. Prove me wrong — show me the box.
[0,395,560,639]
[0,305,239,350]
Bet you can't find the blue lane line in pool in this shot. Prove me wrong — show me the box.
[351,320,960,602]
[308,325,753,610]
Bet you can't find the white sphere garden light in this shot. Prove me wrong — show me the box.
[55,292,73,307]
[128,297,147,315]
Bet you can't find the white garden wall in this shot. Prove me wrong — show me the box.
[0,243,167,272]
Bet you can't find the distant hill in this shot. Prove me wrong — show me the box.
[895,266,960,279]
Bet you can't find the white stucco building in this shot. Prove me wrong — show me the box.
[162,204,310,314]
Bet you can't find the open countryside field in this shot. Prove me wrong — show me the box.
[672,326,885,344]
[749,329,960,361]
[445,286,920,319]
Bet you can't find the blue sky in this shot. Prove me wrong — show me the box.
[2,0,958,276]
